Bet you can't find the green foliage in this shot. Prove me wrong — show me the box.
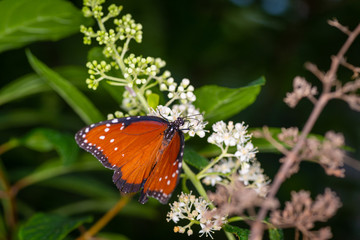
[0,0,87,53]
[26,50,104,124]
[194,77,265,124]
[0,66,88,106]
[223,224,250,239]
[146,93,160,109]
[22,128,78,165]
[18,213,92,240]
[183,148,209,170]
[268,227,284,240]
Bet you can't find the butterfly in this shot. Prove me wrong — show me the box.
[75,115,185,204]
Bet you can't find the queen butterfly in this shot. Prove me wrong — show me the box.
[75,115,185,204]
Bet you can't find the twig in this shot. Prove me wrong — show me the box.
[328,19,352,35]
[261,126,289,155]
[343,155,360,171]
[250,22,360,240]
[76,196,131,240]
[304,62,325,81]
[0,161,17,239]
[339,57,360,78]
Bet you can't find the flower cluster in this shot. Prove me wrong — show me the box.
[160,78,197,104]
[85,60,112,90]
[271,188,342,240]
[114,13,143,43]
[284,76,318,108]
[81,0,202,118]
[203,121,269,195]
[166,192,226,238]
[123,54,166,82]
[148,105,207,138]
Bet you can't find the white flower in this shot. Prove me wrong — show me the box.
[202,168,223,186]
[214,158,235,174]
[238,161,270,197]
[208,121,251,148]
[167,192,225,238]
[235,142,257,162]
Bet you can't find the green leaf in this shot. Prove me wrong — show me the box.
[183,148,209,170]
[40,175,118,199]
[52,199,158,220]
[0,109,52,130]
[147,93,160,109]
[22,128,78,165]
[223,224,250,240]
[88,47,108,62]
[0,0,87,53]
[14,158,101,191]
[269,227,284,240]
[0,66,88,106]
[194,77,265,124]
[18,213,92,240]
[26,50,104,125]
[0,73,49,106]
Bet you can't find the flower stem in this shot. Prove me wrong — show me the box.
[182,161,211,205]
[0,161,16,238]
[76,196,131,240]
[197,147,228,179]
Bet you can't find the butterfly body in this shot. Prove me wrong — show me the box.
[75,116,185,204]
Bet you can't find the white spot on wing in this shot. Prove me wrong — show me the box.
[99,135,105,140]
[106,123,110,127]
[167,180,171,185]
[85,128,89,133]
[165,176,168,179]
[114,147,118,151]
[112,119,119,123]
[172,173,176,178]
[159,177,162,182]
[126,117,131,120]
[110,139,114,143]
[104,128,110,132]
[120,126,124,130]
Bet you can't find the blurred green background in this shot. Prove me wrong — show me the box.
[1,0,359,239]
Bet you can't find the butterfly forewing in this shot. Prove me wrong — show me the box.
[75,117,168,193]
[140,131,184,204]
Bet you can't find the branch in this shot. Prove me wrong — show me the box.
[250,22,360,240]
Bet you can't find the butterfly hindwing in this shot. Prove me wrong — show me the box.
[75,116,169,194]
[139,131,184,204]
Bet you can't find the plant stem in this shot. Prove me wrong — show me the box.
[0,139,20,156]
[76,196,131,240]
[0,161,16,239]
[197,147,228,179]
[182,161,211,204]
[250,22,360,240]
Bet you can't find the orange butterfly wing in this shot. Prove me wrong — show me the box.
[75,116,184,203]
[139,131,184,204]
[76,117,168,193]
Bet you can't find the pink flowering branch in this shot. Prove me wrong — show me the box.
[250,22,360,240]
